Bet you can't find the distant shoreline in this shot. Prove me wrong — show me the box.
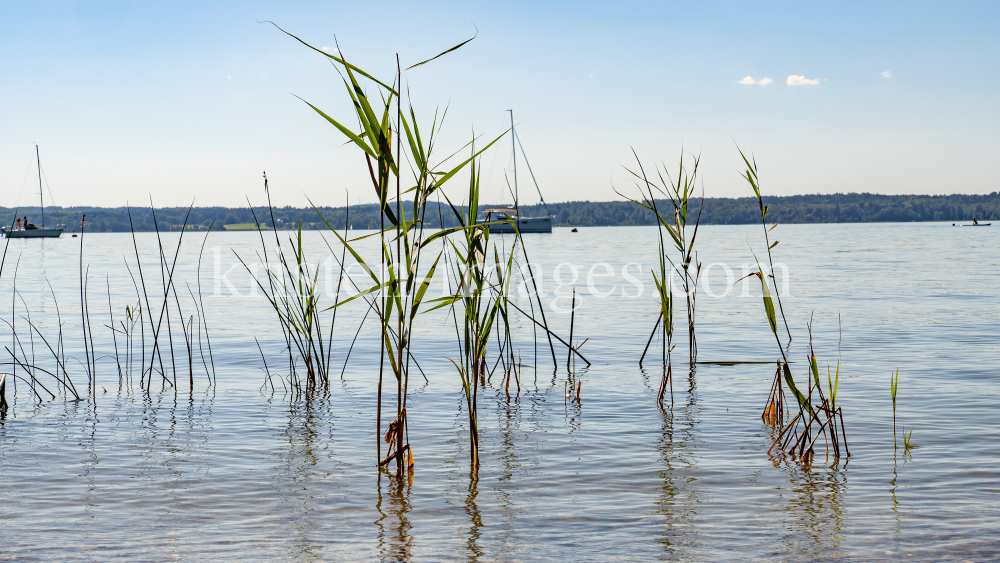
[3,192,996,232]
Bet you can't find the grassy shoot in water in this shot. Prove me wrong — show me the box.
[891,368,899,449]
[828,361,840,411]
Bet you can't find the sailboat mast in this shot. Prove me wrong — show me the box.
[509,110,517,206]
[36,145,44,227]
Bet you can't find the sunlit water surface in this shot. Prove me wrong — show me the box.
[0,223,997,561]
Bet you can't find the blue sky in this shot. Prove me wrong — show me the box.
[1,1,998,208]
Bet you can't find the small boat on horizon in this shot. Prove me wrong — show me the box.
[959,216,991,227]
[2,145,64,239]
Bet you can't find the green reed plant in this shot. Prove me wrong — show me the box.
[738,149,792,343]
[618,150,704,371]
[112,301,143,387]
[79,214,94,392]
[279,26,503,476]
[739,157,850,463]
[742,251,789,426]
[903,425,915,451]
[828,361,840,411]
[107,275,123,384]
[615,154,700,407]
[618,150,705,378]
[440,148,519,476]
[765,329,850,462]
[238,177,340,392]
[123,203,197,393]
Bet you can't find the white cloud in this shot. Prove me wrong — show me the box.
[320,46,341,55]
[881,70,893,78]
[739,76,773,85]
[787,75,820,86]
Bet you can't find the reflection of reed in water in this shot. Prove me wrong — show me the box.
[76,398,99,523]
[269,392,335,560]
[494,375,531,486]
[563,368,584,433]
[891,461,901,538]
[773,458,847,555]
[656,366,703,556]
[375,472,413,561]
[275,394,328,477]
[464,476,484,561]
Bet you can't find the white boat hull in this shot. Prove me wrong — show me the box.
[487,216,552,234]
[2,227,64,238]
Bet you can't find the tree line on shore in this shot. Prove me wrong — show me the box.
[2,192,997,232]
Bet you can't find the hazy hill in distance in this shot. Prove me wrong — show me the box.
[2,192,997,232]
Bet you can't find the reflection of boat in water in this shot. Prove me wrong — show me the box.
[485,110,552,234]
[2,146,64,239]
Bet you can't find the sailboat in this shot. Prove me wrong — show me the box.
[485,111,553,234]
[3,146,64,238]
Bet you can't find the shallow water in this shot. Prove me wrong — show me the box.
[0,222,997,561]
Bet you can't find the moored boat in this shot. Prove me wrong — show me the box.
[2,225,65,238]
[485,111,553,234]
[483,207,553,233]
[3,146,64,239]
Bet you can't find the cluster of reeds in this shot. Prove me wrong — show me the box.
[121,204,216,394]
[440,148,521,476]
[275,24,506,476]
[1,210,81,411]
[236,174,345,393]
[0,201,217,416]
[2,253,80,408]
[739,150,850,463]
[765,333,850,463]
[618,150,705,405]
[635,152,703,362]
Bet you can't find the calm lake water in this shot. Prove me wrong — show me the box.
[0,222,997,561]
